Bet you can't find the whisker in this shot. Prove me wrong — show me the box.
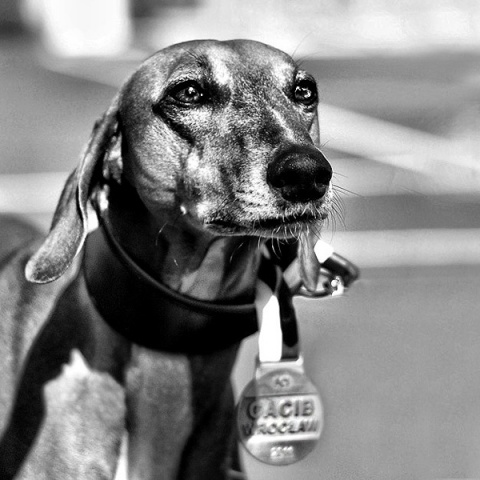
[155,220,172,246]
[291,34,314,65]
[229,240,248,263]
[333,183,362,198]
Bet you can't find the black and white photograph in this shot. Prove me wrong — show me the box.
[1,1,480,479]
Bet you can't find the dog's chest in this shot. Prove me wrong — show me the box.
[125,345,239,421]
[122,345,239,477]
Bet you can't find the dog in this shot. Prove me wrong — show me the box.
[0,39,334,479]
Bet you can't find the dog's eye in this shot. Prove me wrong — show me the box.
[169,81,205,106]
[293,79,318,107]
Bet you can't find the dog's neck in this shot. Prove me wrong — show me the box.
[106,183,262,303]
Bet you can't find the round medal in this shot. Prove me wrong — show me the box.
[236,359,323,465]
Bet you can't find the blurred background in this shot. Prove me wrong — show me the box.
[1,0,480,478]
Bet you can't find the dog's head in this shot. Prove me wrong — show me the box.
[26,40,334,288]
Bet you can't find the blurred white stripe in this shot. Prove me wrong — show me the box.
[0,171,66,213]
[329,229,480,268]
[332,158,480,196]
[321,104,479,174]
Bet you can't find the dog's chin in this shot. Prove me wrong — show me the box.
[204,211,328,238]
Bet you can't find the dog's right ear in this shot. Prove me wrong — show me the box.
[25,96,121,284]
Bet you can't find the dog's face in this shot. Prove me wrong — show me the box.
[26,40,333,285]
[119,40,332,238]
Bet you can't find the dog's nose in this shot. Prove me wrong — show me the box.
[267,146,332,203]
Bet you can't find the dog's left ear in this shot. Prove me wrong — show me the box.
[25,97,121,284]
[297,111,324,292]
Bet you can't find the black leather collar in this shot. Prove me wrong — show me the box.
[83,210,285,354]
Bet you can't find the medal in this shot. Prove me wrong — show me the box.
[236,275,323,465]
[236,357,323,465]
[237,241,359,465]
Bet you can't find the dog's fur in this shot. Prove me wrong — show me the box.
[0,40,333,479]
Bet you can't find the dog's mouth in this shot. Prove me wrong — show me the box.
[205,209,328,238]
[196,182,334,238]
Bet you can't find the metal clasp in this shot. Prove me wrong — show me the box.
[284,241,360,299]
[297,269,346,298]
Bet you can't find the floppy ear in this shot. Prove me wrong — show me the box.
[25,96,121,284]
[297,110,323,292]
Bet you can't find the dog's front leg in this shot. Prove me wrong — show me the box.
[125,347,240,480]
[0,276,128,480]
[125,347,194,480]
[11,348,126,480]
[176,380,239,480]
[176,349,243,480]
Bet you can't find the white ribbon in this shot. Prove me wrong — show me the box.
[255,279,283,363]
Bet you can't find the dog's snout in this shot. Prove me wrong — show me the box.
[267,147,332,203]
